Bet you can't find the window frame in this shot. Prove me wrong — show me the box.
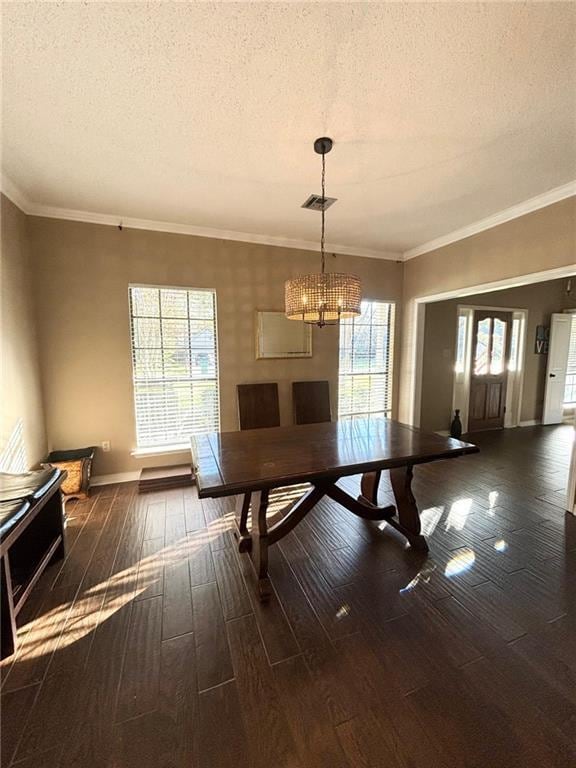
[128,282,221,451]
[337,299,396,420]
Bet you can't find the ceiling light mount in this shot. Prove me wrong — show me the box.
[313,136,333,156]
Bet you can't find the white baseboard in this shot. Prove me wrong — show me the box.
[91,471,140,486]
[518,419,542,427]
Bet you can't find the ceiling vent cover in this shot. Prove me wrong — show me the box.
[301,194,337,211]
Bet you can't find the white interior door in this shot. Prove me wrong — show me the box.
[567,411,576,514]
[542,313,572,425]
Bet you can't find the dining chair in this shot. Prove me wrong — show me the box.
[292,380,332,425]
[237,382,281,430]
[236,382,281,539]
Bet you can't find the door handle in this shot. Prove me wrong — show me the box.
[549,373,556,378]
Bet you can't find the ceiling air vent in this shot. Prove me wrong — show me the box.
[301,194,337,211]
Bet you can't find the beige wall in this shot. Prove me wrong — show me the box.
[1,196,47,470]
[3,191,575,478]
[399,197,576,423]
[27,215,403,476]
[420,278,572,432]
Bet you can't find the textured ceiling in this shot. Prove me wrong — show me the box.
[2,2,576,254]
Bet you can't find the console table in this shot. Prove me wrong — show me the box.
[0,468,67,658]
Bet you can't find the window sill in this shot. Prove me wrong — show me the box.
[131,444,190,458]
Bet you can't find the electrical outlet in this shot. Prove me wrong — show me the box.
[102,441,111,452]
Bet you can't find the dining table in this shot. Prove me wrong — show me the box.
[191,417,479,599]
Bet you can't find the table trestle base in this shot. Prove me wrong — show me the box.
[233,464,428,601]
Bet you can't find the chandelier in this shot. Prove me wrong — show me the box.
[285,137,362,327]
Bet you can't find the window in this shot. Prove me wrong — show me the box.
[473,316,509,375]
[508,317,521,371]
[129,285,219,449]
[338,300,395,419]
[455,314,468,374]
[564,314,576,406]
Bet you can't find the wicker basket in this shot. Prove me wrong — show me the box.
[44,447,96,500]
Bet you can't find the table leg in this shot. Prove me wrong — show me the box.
[234,492,252,553]
[388,465,428,551]
[325,482,395,521]
[250,490,272,601]
[1,554,16,659]
[359,470,382,506]
[49,490,67,562]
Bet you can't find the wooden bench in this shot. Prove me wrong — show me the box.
[0,468,66,658]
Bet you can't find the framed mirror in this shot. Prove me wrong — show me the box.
[256,311,312,359]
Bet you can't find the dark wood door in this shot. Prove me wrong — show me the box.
[468,310,512,432]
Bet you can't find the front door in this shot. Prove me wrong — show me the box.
[468,310,512,432]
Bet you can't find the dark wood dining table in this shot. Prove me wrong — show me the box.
[191,418,478,599]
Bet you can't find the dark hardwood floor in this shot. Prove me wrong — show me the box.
[1,425,575,767]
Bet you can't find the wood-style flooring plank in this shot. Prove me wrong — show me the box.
[56,642,128,768]
[162,555,194,640]
[164,510,186,545]
[279,533,362,640]
[1,584,76,693]
[50,494,115,590]
[212,547,252,621]
[165,489,185,517]
[114,595,162,723]
[114,632,199,768]
[193,581,234,691]
[509,616,576,705]
[232,545,300,665]
[11,746,64,768]
[267,548,362,726]
[407,670,538,768]
[336,707,410,768]
[226,614,303,768]
[134,537,165,601]
[187,530,216,586]
[143,500,166,541]
[272,654,351,768]
[460,655,576,766]
[334,630,450,768]
[202,498,232,552]
[184,495,205,533]
[13,668,83,760]
[198,680,250,768]
[0,683,39,766]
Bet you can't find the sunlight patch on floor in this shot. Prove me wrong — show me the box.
[420,506,444,536]
[444,548,476,577]
[2,528,222,664]
[399,564,437,594]
[444,498,473,531]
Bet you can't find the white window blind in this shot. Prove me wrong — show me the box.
[129,285,220,448]
[564,314,576,405]
[338,300,395,419]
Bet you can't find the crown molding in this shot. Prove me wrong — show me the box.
[402,180,576,261]
[4,172,574,264]
[414,263,576,304]
[31,204,401,261]
[0,174,400,262]
[1,173,33,214]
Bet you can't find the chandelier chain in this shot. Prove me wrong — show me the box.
[321,151,326,274]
